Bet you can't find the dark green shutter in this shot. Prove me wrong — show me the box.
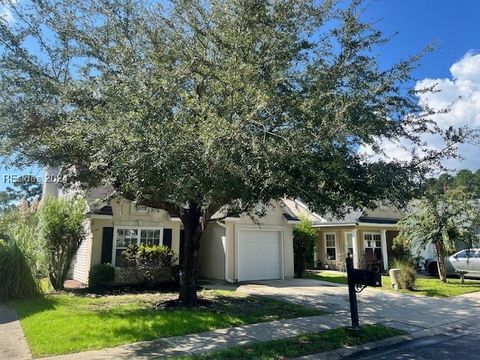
[163,228,172,249]
[101,227,114,264]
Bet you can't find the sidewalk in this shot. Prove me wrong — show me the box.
[0,304,32,360]
[42,313,383,360]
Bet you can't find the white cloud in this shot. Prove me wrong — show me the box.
[359,51,480,171]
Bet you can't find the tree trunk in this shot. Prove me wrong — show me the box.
[178,203,203,306]
[435,243,447,283]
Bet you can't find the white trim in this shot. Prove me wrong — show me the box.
[313,223,356,228]
[287,220,301,224]
[224,217,242,222]
[324,232,337,261]
[344,231,353,258]
[357,223,398,228]
[381,230,389,271]
[221,236,228,281]
[313,222,397,228]
[352,229,359,268]
[112,225,164,267]
[235,224,285,282]
[363,231,382,249]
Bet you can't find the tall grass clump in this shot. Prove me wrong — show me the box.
[0,240,40,300]
[391,258,417,290]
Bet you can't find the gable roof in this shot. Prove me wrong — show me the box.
[314,204,403,226]
[281,198,326,223]
[281,198,404,227]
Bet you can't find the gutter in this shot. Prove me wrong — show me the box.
[86,213,113,220]
[312,222,398,228]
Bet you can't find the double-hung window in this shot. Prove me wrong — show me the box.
[140,229,162,246]
[325,233,336,260]
[364,233,382,260]
[114,227,163,267]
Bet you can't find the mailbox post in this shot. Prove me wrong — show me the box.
[346,253,382,330]
[346,255,360,330]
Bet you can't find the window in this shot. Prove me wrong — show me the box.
[325,233,336,260]
[140,229,161,246]
[114,227,163,267]
[364,233,382,260]
[455,249,476,259]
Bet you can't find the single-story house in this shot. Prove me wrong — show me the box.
[43,171,297,284]
[283,199,403,272]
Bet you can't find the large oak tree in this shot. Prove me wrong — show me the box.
[0,0,469,304]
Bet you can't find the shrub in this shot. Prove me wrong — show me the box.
[391,258,417,290]
[89,263,115,287]
[39,196,87,290]
[293,217,317,278]
[123,244,176,286]
[0,241,40,300]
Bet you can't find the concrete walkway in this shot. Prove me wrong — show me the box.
[0,304,32,360]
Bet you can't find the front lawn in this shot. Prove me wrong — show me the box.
[175,325,405,359]
[305,270,348,284]
[14,290,324,357]
[305,270,480,297]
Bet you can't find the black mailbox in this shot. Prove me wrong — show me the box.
[350,269,382,287]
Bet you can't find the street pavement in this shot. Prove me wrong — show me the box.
[347,323,480,359]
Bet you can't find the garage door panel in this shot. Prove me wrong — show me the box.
[237,229,282,281]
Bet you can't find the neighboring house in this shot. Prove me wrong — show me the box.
[43,170,297,285]
[283,199,403,272]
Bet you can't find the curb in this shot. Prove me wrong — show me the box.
[295,318,479,360]
[294,333,413,360]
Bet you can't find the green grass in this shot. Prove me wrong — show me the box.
[13,290,324,357]
[305,271,480,297]
[305,270,348,284]
[174,325,405,360]
[381,276,480,297]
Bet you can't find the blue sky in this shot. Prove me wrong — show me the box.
[1,0,479,191]
[363,0,480,80]
[360,1,480,172]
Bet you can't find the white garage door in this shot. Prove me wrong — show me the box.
[237,229,282,281]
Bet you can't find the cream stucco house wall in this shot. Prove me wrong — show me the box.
[43,170,297,285]
[284,199,402,272]
[73,199,296,285]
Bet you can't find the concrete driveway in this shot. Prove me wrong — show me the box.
[234,279,480,333]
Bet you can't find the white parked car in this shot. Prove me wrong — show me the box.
[449,249,480,278]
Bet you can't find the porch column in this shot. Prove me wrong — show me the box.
[352,229,359,269]
[381,229,388,271]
